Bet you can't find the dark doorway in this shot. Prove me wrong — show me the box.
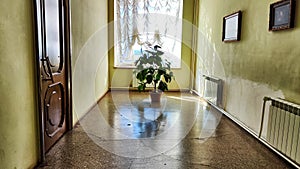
[33,0,72,162]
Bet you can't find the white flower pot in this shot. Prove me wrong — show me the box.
[150,91,162,103]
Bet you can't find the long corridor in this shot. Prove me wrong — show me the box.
[39,91,294,169]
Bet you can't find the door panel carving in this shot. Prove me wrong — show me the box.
[44,83,65,138]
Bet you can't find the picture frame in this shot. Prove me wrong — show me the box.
[269,0,296,31]
[222,11,242,42]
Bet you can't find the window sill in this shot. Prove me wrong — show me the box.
[114,65,136,69]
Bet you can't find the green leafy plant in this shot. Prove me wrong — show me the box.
[134,45,174,92]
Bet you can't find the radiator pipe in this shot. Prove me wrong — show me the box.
[259,97,271,138]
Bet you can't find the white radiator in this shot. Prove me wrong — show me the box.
[202,75,223,108]
[262,97,300,165]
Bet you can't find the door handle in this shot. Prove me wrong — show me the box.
[41,56,55,83]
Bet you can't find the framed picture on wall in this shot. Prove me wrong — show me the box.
[269,0,296,31]
[222,11,242,42]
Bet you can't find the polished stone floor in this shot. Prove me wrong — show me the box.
[38,91,295,169]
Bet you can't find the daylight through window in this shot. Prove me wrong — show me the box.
[114,0,183,68]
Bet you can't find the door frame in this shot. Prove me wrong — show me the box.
[33,0,72,163]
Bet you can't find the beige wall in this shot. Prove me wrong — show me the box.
[0,0,38,168]
[71,0,109,123]
[108,0,196,90]
[196,0,300,133]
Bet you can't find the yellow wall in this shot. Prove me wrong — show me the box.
[108,0,196,90]
[196,0,300,133]
[0,0,38,168]
[3,0,299,168]
[0,0,110,167]
[71,0,109,123]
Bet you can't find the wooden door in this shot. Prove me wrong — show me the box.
[34,0,72,156]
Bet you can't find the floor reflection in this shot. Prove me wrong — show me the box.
[39,91,295,169]
[98,92,186,139]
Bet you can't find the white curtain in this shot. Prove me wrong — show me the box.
[114,0,183,68]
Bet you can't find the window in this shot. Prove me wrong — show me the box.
[114,0,183,68]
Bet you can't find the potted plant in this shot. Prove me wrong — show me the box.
[134,45,174,102]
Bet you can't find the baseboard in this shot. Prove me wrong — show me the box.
[74,88,189,127]
[110,87,191,92]
[191,89,201,96]
[191,90,299,168]
[209,101,259,138]
[73,89,110,127]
